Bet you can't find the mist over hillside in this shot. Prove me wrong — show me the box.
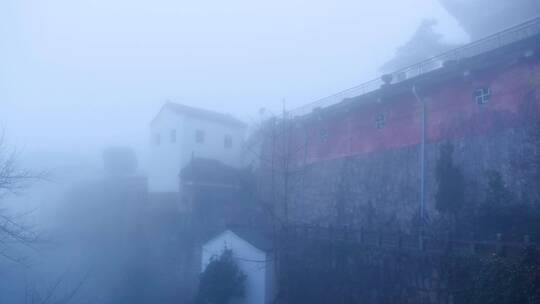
[1,1,539,303]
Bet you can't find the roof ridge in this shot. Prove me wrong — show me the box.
[166,101,236,118]
[157,102,247,127]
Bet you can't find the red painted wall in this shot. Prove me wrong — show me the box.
[299,58,540,163]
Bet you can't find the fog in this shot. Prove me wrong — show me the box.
[1,0,466,154]
[2,0,538,303]
[1,0,466,223]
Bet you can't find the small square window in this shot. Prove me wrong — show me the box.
[153,133,161,146]
[170,129,176,143]
[375,113,386,129]
[320,128,329,142]
[195,130,205,143]
[224,134,233,148]
[474,87,491,105]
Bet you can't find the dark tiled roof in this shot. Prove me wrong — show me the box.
[159,102,246,128]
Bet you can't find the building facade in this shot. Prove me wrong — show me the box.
[262,19,540,229]
[148,102,246,193]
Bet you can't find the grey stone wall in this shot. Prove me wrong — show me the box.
[288,126,533,230]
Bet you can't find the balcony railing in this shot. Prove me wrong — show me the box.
[290,16,540,117]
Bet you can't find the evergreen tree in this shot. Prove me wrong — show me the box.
[476,170,512,237]
[435,143,466,222]
[196,249,246,304]
[475,170,538,238]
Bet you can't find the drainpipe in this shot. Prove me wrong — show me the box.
[412,84,426,249]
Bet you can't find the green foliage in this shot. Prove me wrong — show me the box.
[279,235,426,304]
[471,170,540,238]
[279,230,540,304]
[440,252,481,303]
[196,249,246,304]
[520,122,540,200]
[443,247,540,304]
[435,143,466,217]
[475,170,513,236]
[485,170,513,207]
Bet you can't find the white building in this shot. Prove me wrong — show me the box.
[202,229,274,304]
[148,102,246,193]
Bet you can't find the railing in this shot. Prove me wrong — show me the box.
[284,224,539,256]
[290,16,540,117]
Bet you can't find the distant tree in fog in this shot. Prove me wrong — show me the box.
[380,19,460,72]
[102,146,137,176]
[0,133,42,262]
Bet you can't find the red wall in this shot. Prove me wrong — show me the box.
[299,59,540,163]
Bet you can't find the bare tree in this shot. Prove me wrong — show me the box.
[246,108,314,304]
[0,132,44,263]
[24,268,93,304]
[250,110,311,229]
[0,133,92,303]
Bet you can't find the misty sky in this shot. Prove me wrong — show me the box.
[1,0,467,161]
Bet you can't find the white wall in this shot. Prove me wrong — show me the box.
[148,108,184,192]
[178,114,245,168]
[148,107,245,193]
[202,231,267,304]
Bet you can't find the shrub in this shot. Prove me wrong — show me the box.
[196,249,246,304]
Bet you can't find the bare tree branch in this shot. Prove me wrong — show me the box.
[0,131,46,263]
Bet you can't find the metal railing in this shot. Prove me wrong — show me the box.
[290,16,540,117]
[284,224,539,255]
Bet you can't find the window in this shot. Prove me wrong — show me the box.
[195,130,205,143]
[474,87,491,105]
[320,128,329,142]
[375,113,386,129]
[224,134,233,148]
[170,129,176,143]
[153,133,161,146]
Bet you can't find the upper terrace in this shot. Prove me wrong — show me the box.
[290,16,540,117]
